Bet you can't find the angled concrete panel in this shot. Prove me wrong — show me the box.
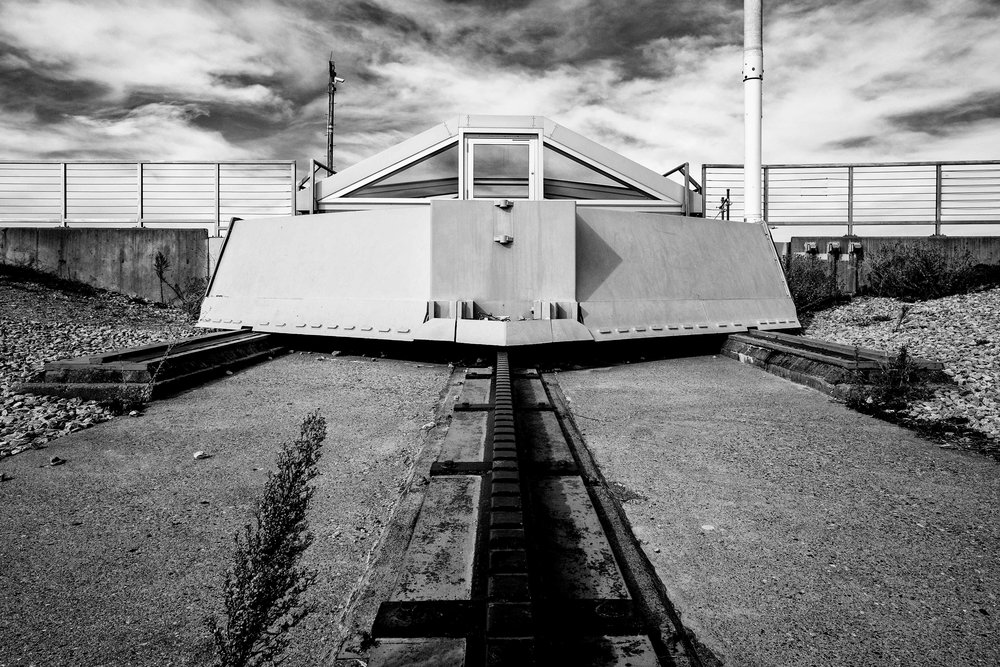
[576,209,799,337]
[199,209,432,338]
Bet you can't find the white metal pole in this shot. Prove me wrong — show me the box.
[743,0,763,223]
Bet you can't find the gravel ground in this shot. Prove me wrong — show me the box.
[558,357,1000,666]
[1,274,197,458]
[4,272,999,665]
[805,287,1000,443]
[0,352,449,666]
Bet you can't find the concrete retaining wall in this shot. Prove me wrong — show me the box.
[783,236,1000,294]
[0,228,209,303]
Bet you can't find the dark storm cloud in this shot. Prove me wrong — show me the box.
[889,90,1000,136]
[189,104,292,143]
[3,0,999,171]
[438,0,535,10]
[338,1,437,42]
[0,46,110,122]
[436,0,741,78]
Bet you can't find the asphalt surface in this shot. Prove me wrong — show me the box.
[0,352,448,667]
[557,355,1000,666]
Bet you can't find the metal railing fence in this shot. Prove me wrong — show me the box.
[0,160,296,236]
[702,160,1000,235]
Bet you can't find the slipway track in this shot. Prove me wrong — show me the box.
[361,351,716,666]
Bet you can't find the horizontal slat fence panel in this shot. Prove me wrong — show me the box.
[0,161,294,235]
[704,160,1000,235]
[0,163,63,219]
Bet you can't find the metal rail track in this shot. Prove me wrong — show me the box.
[20,329,286,401]
[365,351,712,666]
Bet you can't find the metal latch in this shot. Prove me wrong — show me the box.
[493,234,513,245]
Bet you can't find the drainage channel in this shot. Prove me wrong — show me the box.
[366,351,708,666]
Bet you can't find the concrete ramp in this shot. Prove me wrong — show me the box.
[199,202,798,345]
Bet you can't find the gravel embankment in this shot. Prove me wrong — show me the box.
[805,286,1000,443]
[1,275,197,458]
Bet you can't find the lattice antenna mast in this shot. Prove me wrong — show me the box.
[327,57,345,171]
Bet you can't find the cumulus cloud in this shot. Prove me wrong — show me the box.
[0,0,997,176]
[0,103,252,160]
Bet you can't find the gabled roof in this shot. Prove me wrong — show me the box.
[315,115,689,204]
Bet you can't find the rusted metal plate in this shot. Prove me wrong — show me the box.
[392,477,481,601]
[530,477,630,600]
[367,637,467,666]
[438,411,488,464]
[540,636,660,666]
[517,411,576,474]
[514,378,550,408]
[459,377,492,404]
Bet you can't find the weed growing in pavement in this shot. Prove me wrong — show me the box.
[96,339,179,416]
[207,412,327,667]
[153,251,208,321]
[846,345,928,414]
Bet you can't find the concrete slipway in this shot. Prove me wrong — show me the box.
[2,351,998,666]
[557,355,1000,666]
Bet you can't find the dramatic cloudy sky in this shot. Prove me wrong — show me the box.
[1,0,998,177]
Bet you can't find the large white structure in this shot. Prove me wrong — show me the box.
[200,115,798,346]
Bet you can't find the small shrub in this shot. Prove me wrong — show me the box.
[178,276,209,321]
[846,345,928,413]
[207,412,327,667]
[864,241,978,300]
[153,251,208,321]
[783,254,843,314]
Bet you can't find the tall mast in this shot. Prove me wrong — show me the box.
[327,57,337,170]
[743,0,763,223]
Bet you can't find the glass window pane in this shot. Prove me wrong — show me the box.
[543,145,654,200]
[473,143,529,198]
[347,145,458,198]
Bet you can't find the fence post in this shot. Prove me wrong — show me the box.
[311,160,318,214]
[214,162,221,238]
[681,162,689,216]
[847,165,854,236]
[762,165,769,221]
[137,162,144,228]
[701,164,707,218]
[934,163,943,236]
[290,161,297,216]
[60,162,68,227]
